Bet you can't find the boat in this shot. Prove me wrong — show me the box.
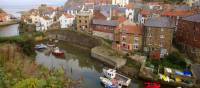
[145,82,160,88]
[102,68,131,87]
[100,77,122,88]
[52,47,65,57]
[35,44,47,50]
[47,43,55,47]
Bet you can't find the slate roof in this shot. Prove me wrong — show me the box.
[43,16,52,20]
[117,7,126,13]
[183,13,200,23]
[175,5,191,11]
[93,19,119,26]
[64,6,81,11]
[144,17,175,28]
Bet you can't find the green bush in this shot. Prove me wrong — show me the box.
[0,36,36,57]
[13,78,46,88]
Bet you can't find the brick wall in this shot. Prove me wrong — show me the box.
[176,19,200,63]
[144,27,173,53]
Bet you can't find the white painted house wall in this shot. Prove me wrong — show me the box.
[112,0,129,7]
[125,8,135,23]
[36,17,53,31]
[59,14,75,29]
[30,15,40,24]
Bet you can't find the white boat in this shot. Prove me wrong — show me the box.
[103,68,131,87]
[35,44,47,50]
[100,77,122,88]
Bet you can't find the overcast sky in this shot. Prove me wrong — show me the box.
[0,0,68,17]
[0,0,68,6]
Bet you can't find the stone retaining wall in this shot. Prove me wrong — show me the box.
[46,30,101,48]
[91,46,126,68]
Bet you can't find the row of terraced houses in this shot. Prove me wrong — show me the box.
[22,0,200,62]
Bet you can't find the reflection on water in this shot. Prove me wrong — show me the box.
[0,24,19,37]
[36,41,140,88]
[36,42,104,88]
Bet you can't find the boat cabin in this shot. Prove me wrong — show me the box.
[103,68,117,79]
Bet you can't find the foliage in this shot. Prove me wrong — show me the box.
[18,22,36,34]
[126,58,141,69]
[0,36,36,57]
[13,78,46,88]
[0,55,76,88]
[147,51,187,70]
[162,51,186,70]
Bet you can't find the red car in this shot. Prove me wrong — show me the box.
[145,82,160,88]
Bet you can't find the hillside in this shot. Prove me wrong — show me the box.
[0,8,6,13]
[143,0,184,3]
[64,0,85,8]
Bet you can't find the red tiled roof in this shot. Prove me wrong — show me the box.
[126,3,134,9]
[140,10,152,16]
[162,10,194,17]
[122,24,142,35]
[64,13,74,18]
[0,13,8,21]
[93,10,107,19]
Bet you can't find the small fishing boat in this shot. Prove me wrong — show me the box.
[52,47,65,57]
[47,43,55,47]
[100,77,122,88]
[103,68,131,87]
[145,82,160,88]
[35,44,47,50]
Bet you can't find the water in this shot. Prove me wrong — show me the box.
[35,42,140,88]
[36,43,105,88]
[0,0,67,17]
[0,24,19,37]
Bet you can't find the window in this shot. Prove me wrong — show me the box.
[134,45,138,49]
[148,33,152,37]
[85,20,87,23]
[161,28,164,32]
[160,35,164,38]
[134,40,138,43]
[160,41,163,47]
[122,36,126,41]
[79,20,81,23]
[128,45,130,50]
[122,43,126,47]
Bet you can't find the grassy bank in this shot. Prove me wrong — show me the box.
[0,36,35,57]
[0,44,79,88]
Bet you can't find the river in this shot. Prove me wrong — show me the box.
[0,24,141,88]
[0,24,19,37]
[35,42,141,88]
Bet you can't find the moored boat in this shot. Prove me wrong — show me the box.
[35,44,47,50]
[52,47,65,58]
[102,68,131,87]
[100,77,122,88]
[47,43,55,47]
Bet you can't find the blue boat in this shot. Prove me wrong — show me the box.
[35,44,47,50]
